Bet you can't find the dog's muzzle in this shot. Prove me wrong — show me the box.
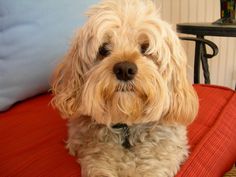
[113,61,137,81]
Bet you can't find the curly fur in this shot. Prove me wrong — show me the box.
[51,0,199,176]
[67,117,188,177]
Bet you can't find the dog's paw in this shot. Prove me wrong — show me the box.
[66,141,78,156]
[85,174,115,177]
[94,174,116,177]
[85,171,116,177]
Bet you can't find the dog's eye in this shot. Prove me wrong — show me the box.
[98,43,111,58]
[140,43,149,54]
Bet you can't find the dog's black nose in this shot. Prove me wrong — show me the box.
[113,61,137,81]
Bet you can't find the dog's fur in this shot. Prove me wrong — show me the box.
[51,0,199,176]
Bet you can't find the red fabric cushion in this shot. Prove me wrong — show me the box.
[176,85,236,177]
[0,94,81,177]
[0,85,236,177]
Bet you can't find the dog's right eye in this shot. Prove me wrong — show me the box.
[98,43,111,58]
[140,43,149,54]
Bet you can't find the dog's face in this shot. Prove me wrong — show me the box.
[52,0,198,125]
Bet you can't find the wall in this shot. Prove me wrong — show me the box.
[154,0,236,89]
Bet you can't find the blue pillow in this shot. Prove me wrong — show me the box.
[0,0,99,111]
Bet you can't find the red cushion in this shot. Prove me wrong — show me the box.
[0,85,236,177]
[176,85,236,177]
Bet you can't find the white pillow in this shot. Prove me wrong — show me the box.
[0,0,99,111]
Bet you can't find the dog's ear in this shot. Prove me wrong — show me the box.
[162,26,199,125]
[51,30,85,119]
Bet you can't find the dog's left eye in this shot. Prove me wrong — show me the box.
[140,43,149,54]
[98,43,111,58]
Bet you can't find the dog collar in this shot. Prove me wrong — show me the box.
[112,123,131,149]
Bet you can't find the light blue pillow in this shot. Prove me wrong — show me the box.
[0,0,99,111]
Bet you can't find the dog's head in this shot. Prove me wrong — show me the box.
[52,0,198,125]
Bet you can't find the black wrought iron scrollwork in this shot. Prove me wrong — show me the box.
[179,36,219,84]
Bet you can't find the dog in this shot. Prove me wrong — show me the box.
[51,0,199,176]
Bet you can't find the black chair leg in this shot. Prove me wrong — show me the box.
[200,37,211,84]
[179,36,218,84]
[194,39,201,84]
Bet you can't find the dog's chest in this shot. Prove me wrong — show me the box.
[68,118,189,177]
[74,120,180,149]
[69,118,187,153]
[112,123,132,149]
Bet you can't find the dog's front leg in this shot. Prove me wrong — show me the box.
[78,153,119,177]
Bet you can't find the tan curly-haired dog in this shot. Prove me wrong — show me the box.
[52,0,199,176]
